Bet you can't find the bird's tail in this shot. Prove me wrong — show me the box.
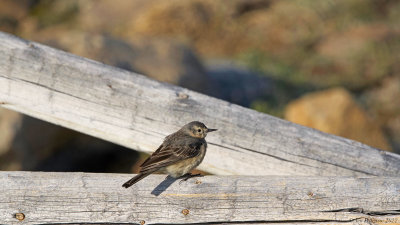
[122,173,151,188]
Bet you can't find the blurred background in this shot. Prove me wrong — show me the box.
[1,0,399,174]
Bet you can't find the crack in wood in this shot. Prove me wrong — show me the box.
[322,207,400,216]
[233,144,318,169]
[144,218,364,224]
[54,218,369,225]
[0,73,138,110]
[289,152,376,175]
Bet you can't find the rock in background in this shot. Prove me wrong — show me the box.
[285,88,391,151]
[361,76,400,152]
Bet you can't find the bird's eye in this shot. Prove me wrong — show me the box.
[197,129,201,132]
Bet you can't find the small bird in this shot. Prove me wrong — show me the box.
[122,121,217,188]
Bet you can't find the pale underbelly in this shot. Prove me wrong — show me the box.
[166,149,206,178]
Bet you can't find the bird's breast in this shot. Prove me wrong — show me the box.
[166,144,206,178]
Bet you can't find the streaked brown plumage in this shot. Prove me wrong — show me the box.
[122,121,217,188]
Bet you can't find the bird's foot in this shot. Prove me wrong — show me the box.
[179,173,203,184]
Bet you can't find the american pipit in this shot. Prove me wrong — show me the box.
[122,121,217,188]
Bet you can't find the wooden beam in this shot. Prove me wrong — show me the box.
[1,171,399,225]
[0,31,399,176]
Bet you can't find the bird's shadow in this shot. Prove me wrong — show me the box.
[151,175,177,196]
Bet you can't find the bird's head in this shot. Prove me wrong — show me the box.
[181,121,217,138]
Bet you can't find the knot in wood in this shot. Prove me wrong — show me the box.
[15,213,25,221]
[182,209,190,216]
[177,92,189,99]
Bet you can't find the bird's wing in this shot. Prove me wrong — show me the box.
[140,144,164,167]
[139,141,203,173]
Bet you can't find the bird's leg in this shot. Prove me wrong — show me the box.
[179,173,203,184]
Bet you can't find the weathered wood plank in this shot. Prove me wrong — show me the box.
[0,31,399,176]
[0,171,399,225]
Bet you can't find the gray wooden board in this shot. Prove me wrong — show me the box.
[1,172,400,224]
[0,31,400,176]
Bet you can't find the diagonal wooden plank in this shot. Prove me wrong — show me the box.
[0,31,399,176]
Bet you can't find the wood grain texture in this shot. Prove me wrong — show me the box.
[0,171,399,225]
[0,31,400,176]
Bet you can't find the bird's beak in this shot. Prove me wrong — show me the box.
[207,128,218,132]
